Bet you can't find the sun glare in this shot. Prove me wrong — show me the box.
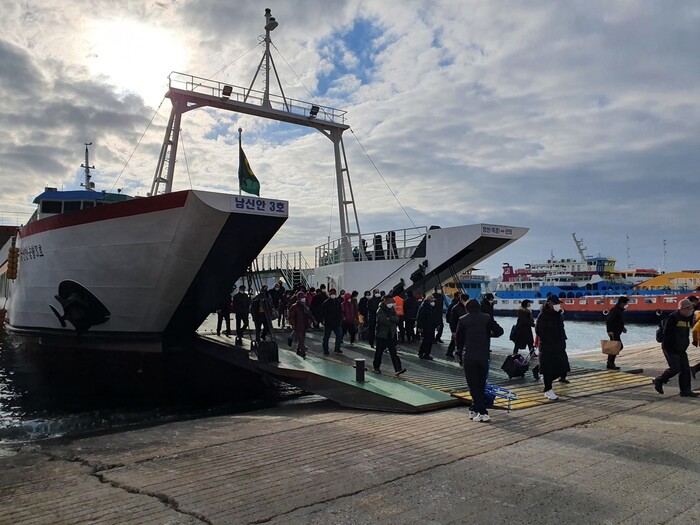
[87,19,189,105]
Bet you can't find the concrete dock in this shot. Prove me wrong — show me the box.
[1,340,699,524]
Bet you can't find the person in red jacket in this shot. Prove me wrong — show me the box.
[341,292,358,346]
[288,292,315,358]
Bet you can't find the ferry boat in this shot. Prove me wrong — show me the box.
[494,233,639,314]
[0,144,288,352]
[496,270,699,323]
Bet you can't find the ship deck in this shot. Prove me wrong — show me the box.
[196,314,650,413]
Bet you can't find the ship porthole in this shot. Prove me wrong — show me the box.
[655,309,662,317]
[602,309,609,316]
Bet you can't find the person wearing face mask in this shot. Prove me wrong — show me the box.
[535,295,570,400]
[605,296,629,370]
[372,295,406,375]
[447,294,469,360]
[341,292,358,346]
[358,291,371,341]
[321,288,344,354]
[288,291,316,357]
[653,298,698,397]
[367,289,382,349]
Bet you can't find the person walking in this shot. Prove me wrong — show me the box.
[535,296,570,400]
[417,294,439,360]
[288,291,315,357]
[512,299,535,355]
[341,292,358,346]
[480,293,495,317]
[394,292,405,342]
[445,292,460,357]
[653,298,698,397]
[687,296,700,378]
[250,286,272,341]
[215,292,232,336]
[372,295,406,375]
[605,296,629,370]
[447,294,468,360]
[321,288,344,354]
[231,285,251,340]
[403,291,418,343]
[434,287,446,343]
[367,289,382,349]
[456,299,504,422]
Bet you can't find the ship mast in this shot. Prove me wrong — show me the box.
[150,8,361,262]
[80,142,95,191]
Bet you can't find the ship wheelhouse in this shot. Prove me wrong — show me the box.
[31,188,133,222]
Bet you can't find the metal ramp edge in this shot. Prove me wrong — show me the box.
[195,335,459,413]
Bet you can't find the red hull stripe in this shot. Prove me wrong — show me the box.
[20,191,190,238]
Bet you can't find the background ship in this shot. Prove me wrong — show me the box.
[493,234,698,322]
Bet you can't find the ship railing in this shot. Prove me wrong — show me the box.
[254,250,313,288]
[168,72,347,125]
[315,227,427,267]
[0,211,32,226]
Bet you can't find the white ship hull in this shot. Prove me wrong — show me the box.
[3,190,287,351]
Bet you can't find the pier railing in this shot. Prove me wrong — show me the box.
[0,211,32,226]
[315,227,427,267]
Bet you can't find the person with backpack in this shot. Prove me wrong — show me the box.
[653,298,697,396]
[605,296,629,370]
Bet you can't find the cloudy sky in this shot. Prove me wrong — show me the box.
[1,0,698,280]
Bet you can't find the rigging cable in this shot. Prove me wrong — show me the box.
[179,129,193,190]
[109,97,166,193]
[349,128,420,232]
[207,41,263,79]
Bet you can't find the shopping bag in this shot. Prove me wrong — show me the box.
[600,339,622,355]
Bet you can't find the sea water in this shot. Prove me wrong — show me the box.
[0,331,301,443]
[492,316,657,354]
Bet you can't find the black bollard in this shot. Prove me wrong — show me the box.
[355,358,365,383]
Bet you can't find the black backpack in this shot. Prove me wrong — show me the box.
[655,316,669,343]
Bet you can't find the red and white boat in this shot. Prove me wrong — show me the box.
[0,168,288,351]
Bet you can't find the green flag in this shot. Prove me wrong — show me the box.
[238,144,260,196]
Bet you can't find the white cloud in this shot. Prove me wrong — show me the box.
[1,0,699,280]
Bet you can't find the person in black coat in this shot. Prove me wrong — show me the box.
[654,298,696,396]
[447,294,468,359]
[456,299,504,422]
[321,288,343,354]
[403,291,419,343]
[480,293,495,318]
[433,288,446,343]
[366,289,382,348]
[605,296,629,370]
[417,294,439,359]
[216,292,232,336]
[535,296,570,400]
[231,285,251,339]
[512,299,535,356]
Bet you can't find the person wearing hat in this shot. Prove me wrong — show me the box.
[321,288,344,354]
[653,298,698,396]
[535,295,570,400]
[456,299,504,422]
[605,296,630,370]
[288,291,316,357]
[372,295,406,375]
